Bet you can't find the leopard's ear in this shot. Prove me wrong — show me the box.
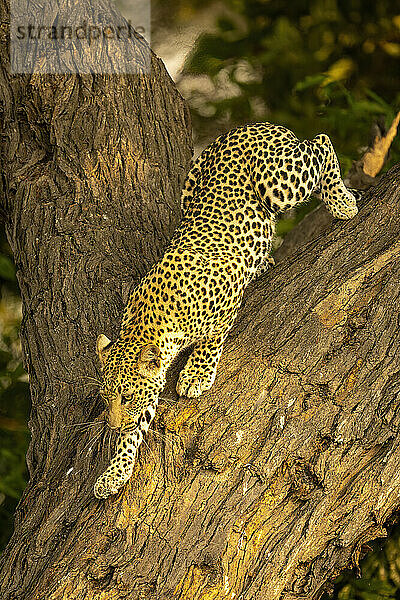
[137,344,162,378]
[96,334,113,366]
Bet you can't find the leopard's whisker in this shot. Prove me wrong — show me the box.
[67,424,93,435]
[87,428,104,449]
[66,420,105,429]
[157,397,176,407]
[101,429,113,460]
[147,428,172,445]
[100,429,107,459]
[79,376,103,386]
[141,437,158,464]
[108,429,112,461]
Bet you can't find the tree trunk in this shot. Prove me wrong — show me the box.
[2,2,400,598]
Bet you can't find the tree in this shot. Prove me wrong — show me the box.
[1,1,400,598]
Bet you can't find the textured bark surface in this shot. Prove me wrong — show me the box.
[2,1,400,598]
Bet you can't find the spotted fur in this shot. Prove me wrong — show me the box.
[94,122,359,499]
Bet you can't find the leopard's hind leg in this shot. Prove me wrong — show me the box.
[312,134,358,219]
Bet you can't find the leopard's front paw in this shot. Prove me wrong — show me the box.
[94,467,132,499]
[94,473,119,499]
[94,478,111,500]
[176,370,215,398]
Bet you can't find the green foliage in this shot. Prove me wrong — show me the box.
[275,198,319,235]
[0,255,16,283]
[321,525,400,599]
[0,231,30,552]
[183,0,400,166]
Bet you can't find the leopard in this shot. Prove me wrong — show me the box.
[93,121,360,499]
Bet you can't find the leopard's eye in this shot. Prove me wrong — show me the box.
[121,394,133,404]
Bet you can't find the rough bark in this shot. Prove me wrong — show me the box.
[2,2,400,599]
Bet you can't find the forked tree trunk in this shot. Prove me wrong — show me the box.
[1,1,400,598]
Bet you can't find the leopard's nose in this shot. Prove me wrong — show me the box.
[108,394,122,428]
[107,412,122,429]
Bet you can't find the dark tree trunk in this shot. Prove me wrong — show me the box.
[1,1,400,598]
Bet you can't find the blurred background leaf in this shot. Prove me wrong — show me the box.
[0,228,30,551]
[180,0,400,168]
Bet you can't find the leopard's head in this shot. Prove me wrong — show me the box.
[96,334,163,431]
